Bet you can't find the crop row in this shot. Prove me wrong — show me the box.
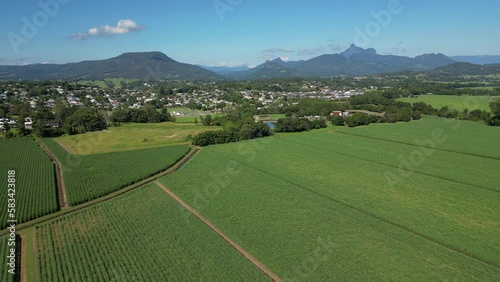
[204,137,500,267]
[344,115,500,159]
[160,139,500,280]
[282,130,500,191]
[35,184,267,281]
[0,237,15,282]
[0,139,58,230]
[41,139,190,206]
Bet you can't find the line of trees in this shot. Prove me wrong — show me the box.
[191,111,273,146]
[110,106,175,124]
[63,108,107,135]
[274,117,327,132]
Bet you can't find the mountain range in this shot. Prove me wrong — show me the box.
[0,52,221,81]
[450,56,500,65]
[226,44,457,80]
[198,65,250,75]
[0,45,498,81]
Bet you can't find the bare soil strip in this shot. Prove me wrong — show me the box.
[54,139,76,155]
[154,181,282,282]
[37,140,68,208]
[30,228,38,282]
[20,235,26,282]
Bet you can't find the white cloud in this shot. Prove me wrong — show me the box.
[0,57,34,65]
[297,47,324,56]
[262,48,294,54]
[328,43,348,52]
[213,62,246,67]
[71,19,145,40]
[280,56,290,62]
[258,54,275,61]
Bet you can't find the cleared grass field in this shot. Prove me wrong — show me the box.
[77,78,139,88]
[175,114,225,124]
[55,122,216,155]
[255,114,286,121]
[168,107,211,115]
[0,139,58,230]
[397,95,498,112]
[159,116,500,280]
[35,183,267,281]
[42,139,190,206]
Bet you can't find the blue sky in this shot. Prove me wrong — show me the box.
[1,0,499,66]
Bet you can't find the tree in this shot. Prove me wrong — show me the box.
[158,86,167,98]
[384,107,401,123]
[489,115,500,126]
[187,99,201,110]
[274,117,321,132]
[160,107,175,122]
[489,99,500,126]
[54,101,75,124]
[411,111,422,120]
[200,115,212,126]
[330,116,345,126]
[105,80,114,88]
[490,100,500,116]
[346,113,370,127]
[216,102,226,112]
[4,130,15,139]
[17,111,30,137]
[399,108,412,122]
[194,117,198,125]
[63,108,107,135]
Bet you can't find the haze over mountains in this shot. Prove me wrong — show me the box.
[450,56,500,65]
[0,45,498,81]
[226,44,457,79]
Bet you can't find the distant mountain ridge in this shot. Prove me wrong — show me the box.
[0,52,221,81]
[450,56,500,65]
[199,65,251,75]
[229,44,457,80]
[2,46,498,81]
[426,62,500,76]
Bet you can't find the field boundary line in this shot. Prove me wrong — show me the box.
[154,181,282,282]
[37,140,68,208]
[0,146,199,238]
[20,234,26,282]
[31,228,38,282]
[207,149,500,271]
[54,139,76,155]
[278,137,500,194]
[336,131,500,161]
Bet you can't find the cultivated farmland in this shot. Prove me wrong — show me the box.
[397,95,498,112]
[42,139,190,206]
[0,139,58,230]
[159,116,500,280]
[343,115,500,159]
[35,183,268,281]
[0,237,15,282]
